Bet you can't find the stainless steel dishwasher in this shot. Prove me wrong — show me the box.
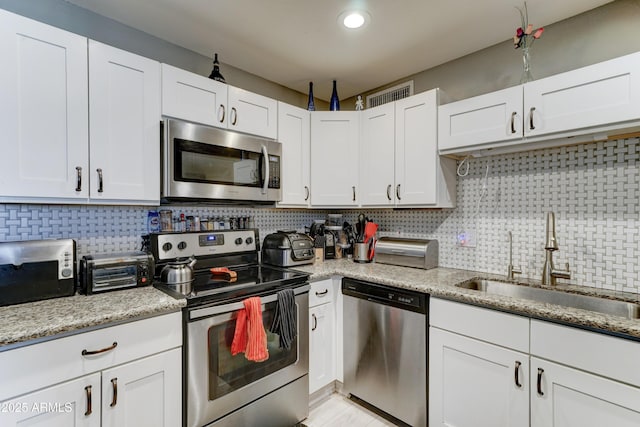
[342,278,428,427]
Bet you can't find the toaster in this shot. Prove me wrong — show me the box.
[80,251,154,294]
[262,231,315,267]
[374,237,438,269]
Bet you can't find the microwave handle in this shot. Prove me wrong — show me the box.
[261,145,269,195]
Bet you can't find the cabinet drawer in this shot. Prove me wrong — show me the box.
[309,279,334,307]
[430,298,529,352]
[531,320,640,387]
[0,312,182,401]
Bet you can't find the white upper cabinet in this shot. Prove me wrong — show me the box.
[277,102,311,207]
[228,86,278,139]
[89,41,161,204]
[524,52,640,139]
[359,103,396,206]
[0,9,89,202]
[439,51,640,156]
[396,90,455,207]
[310,112,360,207]
[161,63,228,128]
[161,64,278,139]
[439,86,523,153]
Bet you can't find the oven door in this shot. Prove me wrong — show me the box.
[163,119,281,202]
[186,285,309,427]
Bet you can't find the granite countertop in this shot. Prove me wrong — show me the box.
[0,287,185,349]
[295,259,640,341]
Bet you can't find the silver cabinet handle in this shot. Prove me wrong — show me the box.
[529,107,536,130]
[261,145,269,195]
[387,184,392,201]
[396,184,402,200]
[82,341,117,356]
[75,166,82,192]
[218,104,225,123]
[311,313,318,331]
[231,107,238,126]
[510,111,517,134]
[514,361,522,388]
[110,378,118,407]
[352,186,356,202]
[96,168,104,193]
[536,368,544,396]
[304,186,310,201]
[84,385,92,416]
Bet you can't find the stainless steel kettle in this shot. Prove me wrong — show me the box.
[160,256,197,286]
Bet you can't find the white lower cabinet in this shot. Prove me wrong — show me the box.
[308,279,336,394]
[0,313,182,427]
[431,298,640,427]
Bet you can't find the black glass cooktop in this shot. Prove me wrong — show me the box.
[155,264,309,306]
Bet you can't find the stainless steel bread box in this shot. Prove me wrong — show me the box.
[374,237,438,269]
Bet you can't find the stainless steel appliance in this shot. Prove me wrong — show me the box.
[79,251,154,294]
[262,231,315,267]
[149,230,310,427]
[161,119,282,203]
[375,237,439,269]
[0,239,76,307]
[342,278,428,427]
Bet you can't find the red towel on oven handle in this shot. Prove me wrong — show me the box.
[230,296,269,362]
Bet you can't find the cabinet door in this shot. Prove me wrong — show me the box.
[524,52,640,138]
[89,41,160,204]
[101,348,182,427]
[395,90,438,206]
[309,303,336,394]
[531,357,640,427]
[0,373,100,427]
[438,86,523,153]
[0,9,88,201]
[277,102,310,207]
[429,327,529,427]
[161,63,228,128]
[359,103,395,207]
[228,86,278,139]
[310,112,359,207]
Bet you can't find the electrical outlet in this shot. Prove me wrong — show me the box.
[457,227,476,247]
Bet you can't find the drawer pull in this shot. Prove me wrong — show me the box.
[315,289,329,297]
[110,378,118,407]
[84,385,92,416]
[311,313,318,331]
[537,367,544,396]
[82,341,118,356]
[514,361,522,388]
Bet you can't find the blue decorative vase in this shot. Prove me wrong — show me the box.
[307,82,315,111]
[329,80,340,111]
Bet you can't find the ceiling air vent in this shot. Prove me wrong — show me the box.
[366,81,414,108]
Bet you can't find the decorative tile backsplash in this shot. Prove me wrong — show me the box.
[1,137,638,294]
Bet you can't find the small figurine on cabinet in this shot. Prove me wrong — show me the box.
[355,95,364,111]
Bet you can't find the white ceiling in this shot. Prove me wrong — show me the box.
[67,0,612,101]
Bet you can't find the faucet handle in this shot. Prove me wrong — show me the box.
[507,265,522,280]
[564,262,570,272]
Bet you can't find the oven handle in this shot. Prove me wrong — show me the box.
[189,283,310,320]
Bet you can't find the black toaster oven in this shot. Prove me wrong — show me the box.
[80,251,154,294]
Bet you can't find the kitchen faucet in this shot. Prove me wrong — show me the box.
[507,231,522,280]
[541,212,571,285]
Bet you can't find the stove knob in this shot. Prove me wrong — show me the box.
[177,241,187,250]
[162,242,173,252]
[235,237,243,245]
[245,237,254,245]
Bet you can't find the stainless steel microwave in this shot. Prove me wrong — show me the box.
[161,119,281,203]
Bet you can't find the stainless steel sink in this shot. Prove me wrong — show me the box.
[456,279,640,319]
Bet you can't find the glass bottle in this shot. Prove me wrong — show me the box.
[208,53,226,83]
[307,82,316,111]
[330,80,340,111]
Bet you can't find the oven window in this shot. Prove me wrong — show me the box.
[207,301,298,400]
[174,139,280,189]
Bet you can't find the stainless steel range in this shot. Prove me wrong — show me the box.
[149,230,310,427]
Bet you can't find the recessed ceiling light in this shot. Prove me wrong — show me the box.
[339,10,370,29]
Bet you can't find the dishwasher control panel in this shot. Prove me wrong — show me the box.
[342,278,427,314]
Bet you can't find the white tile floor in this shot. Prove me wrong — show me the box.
[304,394,397,427]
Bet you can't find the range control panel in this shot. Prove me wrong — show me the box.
[150,230,258,261]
